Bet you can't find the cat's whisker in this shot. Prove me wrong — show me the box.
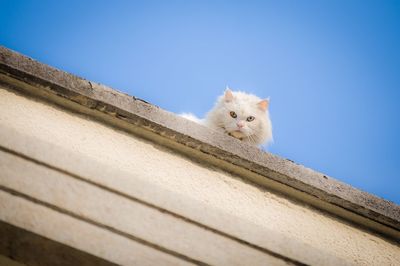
[248,135,257,145]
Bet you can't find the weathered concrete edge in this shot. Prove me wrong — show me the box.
[0,46,399,232]
[0,221,117,266]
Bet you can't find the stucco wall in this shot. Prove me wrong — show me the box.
[1,83,399,265]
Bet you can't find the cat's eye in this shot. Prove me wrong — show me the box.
[229,111,237,118]
[246,116,255,122]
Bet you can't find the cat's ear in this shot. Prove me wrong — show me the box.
[224,87,234,102]
[258,98,269,111]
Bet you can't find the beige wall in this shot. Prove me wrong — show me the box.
[0,87,399,265]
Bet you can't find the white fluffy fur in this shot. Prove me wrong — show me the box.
[181,88,273,147]
[180,113,204,124]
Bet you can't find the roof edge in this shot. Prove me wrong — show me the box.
[1,46,399,238]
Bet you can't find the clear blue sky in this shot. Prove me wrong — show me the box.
[1,1,399,204]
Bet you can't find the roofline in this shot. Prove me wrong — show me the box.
[1,46,399,240]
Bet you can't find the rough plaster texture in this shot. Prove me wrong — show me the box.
[0,191,190,266]
[0,222,116,266]
[0,150,288,266]
[0,87,399,265]
[0,46,398,237]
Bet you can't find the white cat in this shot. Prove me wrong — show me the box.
[181,88,273,147]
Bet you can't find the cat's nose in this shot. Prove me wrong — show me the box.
[236,121,245,128]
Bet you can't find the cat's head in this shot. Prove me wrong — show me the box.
[215,88,272,145]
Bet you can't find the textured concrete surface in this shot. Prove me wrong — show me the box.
[0,190,192,266]
[0,222,116,266]
[0,88,399,265]
[0,150,290,266]
[0,45,398,234]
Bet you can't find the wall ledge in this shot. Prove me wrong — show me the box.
[0,46,399,241]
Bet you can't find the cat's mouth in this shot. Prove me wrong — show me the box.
[229,130,246,139]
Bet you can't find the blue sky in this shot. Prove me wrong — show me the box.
[1,1,399,204]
